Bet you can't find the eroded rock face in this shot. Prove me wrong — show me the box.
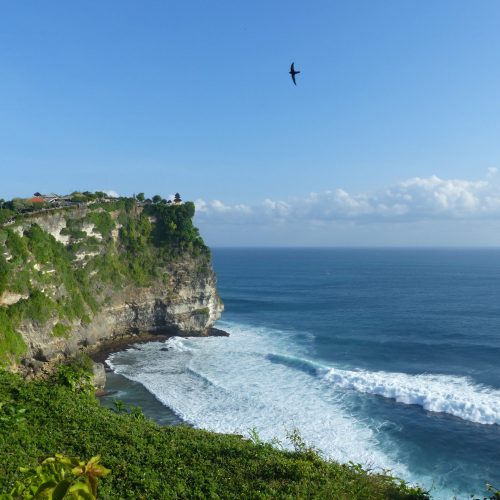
[20,257,223,364]
[0,291,28,306]
[12,208,87,245]
[2,202,223,374]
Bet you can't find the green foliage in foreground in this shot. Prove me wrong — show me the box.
[2,453,110,500]
[0,310,27,367]
[0,371,428,500]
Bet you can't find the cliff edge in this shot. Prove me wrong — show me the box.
[0,196,223,373]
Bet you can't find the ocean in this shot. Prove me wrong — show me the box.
[103,248,500,499]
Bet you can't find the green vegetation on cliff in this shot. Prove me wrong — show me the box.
[0,195,210,366]
[0,370,428,499]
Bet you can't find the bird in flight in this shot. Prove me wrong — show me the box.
[289,62,300,85]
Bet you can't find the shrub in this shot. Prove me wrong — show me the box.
[55,364,94,395]
[9,291,55,325]
[5,230,29,264]
[0,310,26,365]
[193,307,210,316]
[52,323,71,338]
[88,211,115,239]
[0,371,430,499]
[0,254,9,294]
[5,454,110,499]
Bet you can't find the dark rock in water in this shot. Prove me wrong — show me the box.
[160,347,169,351]
[95,389,117,398]
[208,327,230,337]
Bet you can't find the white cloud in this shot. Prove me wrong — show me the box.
[104,190,119,198]
[194,174,500,225]
[194,199,252,223]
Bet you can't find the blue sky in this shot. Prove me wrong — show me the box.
[2,1,500,245]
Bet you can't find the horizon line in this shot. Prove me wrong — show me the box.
[209,245,500,249]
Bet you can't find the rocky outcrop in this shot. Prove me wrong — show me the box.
[0,291,28,306]
[11,207,88,245]
[19,257,222,368]
[0,200,224,374]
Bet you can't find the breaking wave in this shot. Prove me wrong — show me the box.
[106,320,493,498]
[268,353,500,425]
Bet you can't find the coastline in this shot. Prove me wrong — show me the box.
[88,327,229,364]
[89,327,229,426]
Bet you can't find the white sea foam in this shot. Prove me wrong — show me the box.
[320,366,500,426]
[106,320,472,498]
[267,353,500,425]
[106,322,405,472]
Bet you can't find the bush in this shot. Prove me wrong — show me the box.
[0,254,9,294]
[0,310,26,365]
[9,290,56,325]
[55,364,94,395]
[5,454,110,499]
[88,211,115,239]
[5,230,29,264]
[0,371,430,499]
[52,323,71,338]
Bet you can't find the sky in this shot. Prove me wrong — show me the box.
[1,1,500,246]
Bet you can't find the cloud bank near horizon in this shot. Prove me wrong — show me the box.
[194,174,500,225]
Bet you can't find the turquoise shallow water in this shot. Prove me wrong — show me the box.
[105,248,500,499]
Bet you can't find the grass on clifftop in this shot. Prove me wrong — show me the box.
[0,370,428,499]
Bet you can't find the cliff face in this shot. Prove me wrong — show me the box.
[20,256,222,364]
[0,199,223,371]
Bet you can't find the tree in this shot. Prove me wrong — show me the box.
[174,193,182,204]
[0,208,14,225]
[136,193,145,202]
[12,198,30,212]
[152,195,162,204]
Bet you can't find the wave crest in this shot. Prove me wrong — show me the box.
[268,353,500,425]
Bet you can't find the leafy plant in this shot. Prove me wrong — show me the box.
[192,307,210,316]
[56,365,93,395]
[87,212,115,239]
[0,310,27,365]
[286,427,320,458]
[483,483,500,500]
[4,454,110,499]
[0,400,27,427]
[52,324,71,338]
[248,427,264,446]
[111,400,126,414]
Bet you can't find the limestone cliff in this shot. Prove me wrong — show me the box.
[0,198,223,372]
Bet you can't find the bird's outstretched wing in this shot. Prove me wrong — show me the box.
[289,62,300,85]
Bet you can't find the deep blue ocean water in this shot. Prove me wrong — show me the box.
[105,248,500,498]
